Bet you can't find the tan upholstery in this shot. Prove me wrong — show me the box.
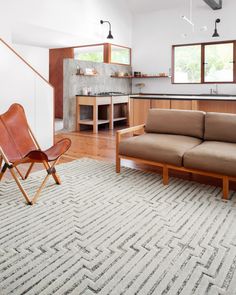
[184,141,236,176]
[145,109,205,139]
[204,112,236,143]
[119,133,202,167]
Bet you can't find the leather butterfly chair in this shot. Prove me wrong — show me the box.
[0,104,71,205]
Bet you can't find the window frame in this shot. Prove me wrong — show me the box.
[72,43,131,66]
[172,40,236,84]
[109,44,132,66]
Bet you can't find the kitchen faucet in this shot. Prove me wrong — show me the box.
[210,84,218,95]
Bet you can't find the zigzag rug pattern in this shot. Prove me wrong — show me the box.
[0,158,236,295]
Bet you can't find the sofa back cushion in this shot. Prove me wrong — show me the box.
[145,109,205,139]
[205,112,236,143]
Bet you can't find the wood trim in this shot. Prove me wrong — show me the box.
[0,38,53,88]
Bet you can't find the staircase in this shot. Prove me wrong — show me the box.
[0,38,54,149]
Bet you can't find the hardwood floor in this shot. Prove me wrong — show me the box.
[2,125,236,192]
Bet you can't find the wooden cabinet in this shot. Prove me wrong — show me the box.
[130,97,236,127]
[195,101,236,113]
[151,99,170,109]
[170,100,193,110]
[130,99,151,126]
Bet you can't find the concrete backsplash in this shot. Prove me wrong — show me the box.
[63,59,132,131]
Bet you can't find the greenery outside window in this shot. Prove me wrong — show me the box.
[174,45,201,83]
[74,45,104,63]
[204,43,234,82]
[110,45,131,65]
[172,41,235,84]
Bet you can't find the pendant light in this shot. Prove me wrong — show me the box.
[182,0,194,30]
[100,20,113,39]
[212,18,221,37]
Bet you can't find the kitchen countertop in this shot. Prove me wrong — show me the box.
[76,94,130,97]
[130,94,236,101]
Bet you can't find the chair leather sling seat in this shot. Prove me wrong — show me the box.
[0,103,71,205]
[119,133,202,167]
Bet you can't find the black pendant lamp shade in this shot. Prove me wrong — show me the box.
[212,18,221,37]
[100,20,113,39]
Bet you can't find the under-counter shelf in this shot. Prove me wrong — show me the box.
[78,119,109,125]
[76,95,130,133]
[113,117,128,122]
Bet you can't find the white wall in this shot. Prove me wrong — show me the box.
[132,1,236,94]
[13,44,49,80]
[0,40,54,149]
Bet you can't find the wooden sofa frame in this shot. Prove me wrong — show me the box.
[116,124,236,200]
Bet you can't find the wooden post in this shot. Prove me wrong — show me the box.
[93,103,98,134]
[116,132,121,173]
[109,98,114,130]
[163,165,169,185]
[223,176,229,200]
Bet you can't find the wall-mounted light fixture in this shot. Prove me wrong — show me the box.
[100,20,113,39]
[212,18,221,37]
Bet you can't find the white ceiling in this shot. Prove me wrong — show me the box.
[127,0,187,14]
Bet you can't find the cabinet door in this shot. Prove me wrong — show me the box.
[151,99,170,109]
[132,99,151,126]
[197,101,236,113]
[171,100,192,110]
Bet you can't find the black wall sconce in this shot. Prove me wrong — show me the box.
[100,20,113,39]
[212,18,221,37]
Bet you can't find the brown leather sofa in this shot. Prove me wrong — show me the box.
[116,109,236,200]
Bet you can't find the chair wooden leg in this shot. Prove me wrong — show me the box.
[31,174,51,205]
[223,176,229,200]
[43,159,61,185]
[15,166,26,180]
[0,163,8,181]
[163,166,169,185]
[9,168,32,205]
[24,163,35,179]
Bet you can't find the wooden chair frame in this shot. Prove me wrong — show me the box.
[116,125,236,200]
[0,125,63,205]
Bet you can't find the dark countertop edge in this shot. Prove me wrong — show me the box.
[76,94,131,97]
[130,95,236,101]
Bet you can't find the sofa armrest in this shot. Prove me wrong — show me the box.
[116,124,145,136]
[116,124,145,152]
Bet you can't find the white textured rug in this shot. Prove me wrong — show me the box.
[0,158,236,295]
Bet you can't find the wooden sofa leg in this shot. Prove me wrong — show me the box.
[223,176,229,200]
[116,156,121,173]
[163,166,169,185]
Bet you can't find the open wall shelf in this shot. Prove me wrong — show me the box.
[110,75,171,79]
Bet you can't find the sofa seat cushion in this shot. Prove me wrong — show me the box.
[184,141,236,177]
[119,133,202,167]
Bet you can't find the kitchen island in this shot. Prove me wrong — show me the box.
[76,94,129,133]
[129,93,236,126]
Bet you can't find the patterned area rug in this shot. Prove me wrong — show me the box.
[0,158,236,295]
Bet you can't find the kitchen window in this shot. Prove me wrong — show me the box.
[173,45,201,83]
[74,45,104,63]
[73,43,131,65]
[172,41,235,84]
[110,45,131,65]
